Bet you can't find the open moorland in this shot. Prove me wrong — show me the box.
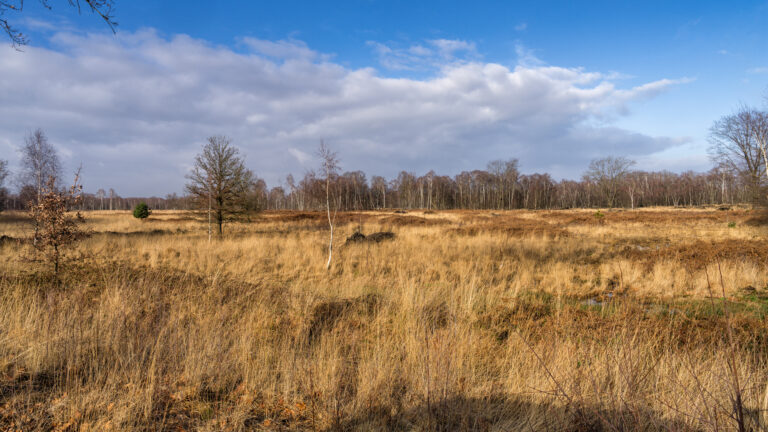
[1,208,768,431]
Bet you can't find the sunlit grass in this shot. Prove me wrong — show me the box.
[0,208,767,430]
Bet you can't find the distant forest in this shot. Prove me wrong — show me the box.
[0,162,754,212]
[2,105,766,213]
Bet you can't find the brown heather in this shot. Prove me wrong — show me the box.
[1,207,768,431]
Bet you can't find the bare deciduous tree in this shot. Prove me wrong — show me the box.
[584,156,636,208]
[1,0,116,47]
[487,159,519,209]
[709,107,767,204]
[744,108,768,187]
[96,188,105,210]
[318,141,340,270]
[19,128,61,243]
[19,128,61,203]
[0,159,8,212]
[30,168,85,275]
[371,175,387,209]
[185,136,254,236]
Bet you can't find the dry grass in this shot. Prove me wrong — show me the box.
[1,208,768,431]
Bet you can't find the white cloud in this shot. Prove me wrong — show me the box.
[747,66,768,74]
[514,42,544,67]
[429,39,476,58]
[0,29,692,195]
[241,37,326,61]
[368,38,478,71]
[288,148,312,166]
[515,23,527,31]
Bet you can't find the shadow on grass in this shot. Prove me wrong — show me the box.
[329,394,700,432]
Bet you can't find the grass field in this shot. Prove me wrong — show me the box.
[1,208,768,431]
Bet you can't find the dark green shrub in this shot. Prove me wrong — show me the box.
[133,202,151,220]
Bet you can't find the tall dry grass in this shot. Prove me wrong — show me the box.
[0,208,767,431]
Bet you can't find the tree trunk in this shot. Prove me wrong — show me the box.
[208,189,212,243]
[325,178,334,270]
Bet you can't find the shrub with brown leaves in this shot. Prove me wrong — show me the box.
[29,172,86,275]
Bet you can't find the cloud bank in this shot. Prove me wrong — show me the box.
[0,29,691,195]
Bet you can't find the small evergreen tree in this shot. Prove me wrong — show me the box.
[133,202,150,220]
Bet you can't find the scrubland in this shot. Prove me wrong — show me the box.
[1,207,768,431]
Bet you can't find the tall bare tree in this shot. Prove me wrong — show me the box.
[96,188,105,210]
[584,156,636,208]
[0,159,8,212]
[318,141,340,270]
[744,108,768,187]
[487,159,519,209]
[1,0,116,47]
[709,107,767,203]
[19,128,61,243]
[185,136,254,236]
[19,128,61,203]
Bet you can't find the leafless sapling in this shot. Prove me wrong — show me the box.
[318,141,340,270]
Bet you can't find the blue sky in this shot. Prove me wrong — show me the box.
[1,0,767,195]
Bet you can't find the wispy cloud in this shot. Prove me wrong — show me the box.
[747,66,768,74]
[514,42,544,67]
[288,148,312,166]
[514,22,527,31]
[368,38,478,70]
[242,38,329,61]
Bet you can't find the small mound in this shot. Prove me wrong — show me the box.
[420,301,451,331]
[367,231,395,242]
[0,235,20,246]
[345,232,367,244]
[307,294,381,343]
[344,231,395,245]
[744,209,768,226]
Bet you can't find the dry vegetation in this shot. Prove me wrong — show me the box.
[1,207,768,431]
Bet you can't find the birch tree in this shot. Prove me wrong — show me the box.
[19,128,61,204]
[744,108,768,187]
[317,141,340,270]
[0,159,8,212]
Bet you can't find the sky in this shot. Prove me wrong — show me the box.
[1,0,767,196]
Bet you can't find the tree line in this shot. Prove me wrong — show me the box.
[2,103,768,218]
